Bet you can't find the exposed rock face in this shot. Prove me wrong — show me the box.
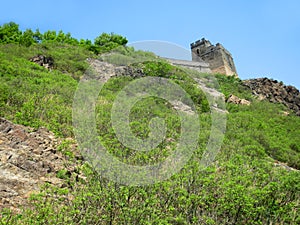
[194,77,228,114]
[0,118,79,212]
[30,55,54,70]
[115,65,145,78]
[227,94,251,106]
[243,78,300,116]
[87,59,145,81]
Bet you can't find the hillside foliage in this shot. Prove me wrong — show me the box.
[0,22,299,225]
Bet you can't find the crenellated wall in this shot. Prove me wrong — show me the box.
[190,38,238,76]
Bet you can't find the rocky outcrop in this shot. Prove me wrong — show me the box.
[30,55,54,70]
[0,118,80,212]
[243,78,300,116]
[115,65,145,78]
[227,94,251,106]
[87,59,145,81]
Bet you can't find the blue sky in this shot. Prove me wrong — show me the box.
[2,0,300,88]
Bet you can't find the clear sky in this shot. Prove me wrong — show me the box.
[1,0,300,88]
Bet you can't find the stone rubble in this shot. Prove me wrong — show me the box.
[227,94,251,106]
[30,55,54,70]
[243,78,300,116]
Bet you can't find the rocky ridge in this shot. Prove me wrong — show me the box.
[243,78,300,116]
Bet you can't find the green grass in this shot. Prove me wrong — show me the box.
[0,43,91,136]
[0,41,299,225]
[216,75,300,169]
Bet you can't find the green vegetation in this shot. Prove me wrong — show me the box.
[0,22,127,54]
[0,22,299,224]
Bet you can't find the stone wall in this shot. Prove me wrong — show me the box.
[164,58,211,73]
[190,38,238,76]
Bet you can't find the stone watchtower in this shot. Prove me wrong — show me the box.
[191,38,238,76]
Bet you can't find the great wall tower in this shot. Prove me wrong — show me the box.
[165,38,238,76]
[191,38,238,76]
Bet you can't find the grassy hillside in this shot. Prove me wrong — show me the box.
[0,23,299,224]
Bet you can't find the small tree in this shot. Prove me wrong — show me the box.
[0,22,22,44]
[42,30,57,42]
[33,29,43,43]
[93,32,128,54]
[94,32,127,46]
[19,29,36,47]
